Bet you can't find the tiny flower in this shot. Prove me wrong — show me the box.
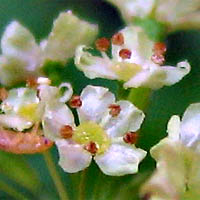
[75,26,190,89]
[107,0,200,32]
[44,85,146,176]
[140,103,200,199]
[0,77,73,153]
[0,11,98,86]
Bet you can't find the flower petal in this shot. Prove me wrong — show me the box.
[75,45,118,79]
[42,103,75,141]
[100,100,145,138]
[0,114,33,131]
[95,142,146,176]
[56,139,92,173]
[180,103,200,149]
[78,85,115,123]
[106,0,155,22]
[1,21,42,72]
[167,115,180,141]
[43,11,98,63]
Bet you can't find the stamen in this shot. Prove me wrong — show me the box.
[69,95,82,108]
[26,77,38,88]
[153,42,167,55]
[0,88,8,101]
[109,104,121,117]
[151,54,165,65]
[95,37,110,52]
[60,125,73,139]
[84,141,98,154]
[119,49,132,59]
[123,132,138,144]
[111,33,124,45]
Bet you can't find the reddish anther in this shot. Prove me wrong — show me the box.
[151,54,165,65]
[141,193,151,200]
[60,125,73,139]
[109,104,121,117]
[69,95,82,108]
[84,142,98,154]
[26,77,38,88]
[111,33,124,45]
[95,37,110,51]
[123,132,138,144]
[119,49,132,59]
[153,42,167,55]
[0,88,8,101]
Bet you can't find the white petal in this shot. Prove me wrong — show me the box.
[161,61,191,86]
[1,21,43,72]
[78,85,115,123]
[167,115,180,141]
[75,45,118,79]
[95,143,146,176]
[101,100,145,138]
[0,114,33,131]
[43,11,98,63]
[180,103,200,149]
[107,0,155,22]
[42,103,75,141]
[56,139,92,173]
[58,82,73,103]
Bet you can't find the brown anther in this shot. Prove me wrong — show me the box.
[109,104,121,117]
[119,49,132,59]
[111,33,124,45]
[95,37,110,51]
[69,95,82,108]
[0,88,8,101]
[151,54,165,65]
[123,132,138,144]
[60,125,73,139]
[84,142,98,154]
[141,193,151,200]
[26,77,38,88]
[153,42,167,55]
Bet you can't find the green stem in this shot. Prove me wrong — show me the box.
[127,87,152,111]
[43,151,69,200]
[78,169,87,200]
[0,180,28,200]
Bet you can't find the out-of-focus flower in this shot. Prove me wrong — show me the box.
[106,0,200,32]
[75,26,190,89]
[0,11,98,86]
[0,77,72,153]
[140,103,200,200]
[44,85,146,176]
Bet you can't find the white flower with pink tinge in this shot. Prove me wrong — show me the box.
[43,85,146,176]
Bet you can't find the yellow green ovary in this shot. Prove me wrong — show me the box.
[73,121,110,154]
[112,62,142,81]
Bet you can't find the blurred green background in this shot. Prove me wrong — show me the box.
[0,0,200,199]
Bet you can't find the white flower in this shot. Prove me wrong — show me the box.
[140,103,200,200]
[0,11,98,86]
[44,85,146,176]
[106,0,200,31]
[75,26,190,89]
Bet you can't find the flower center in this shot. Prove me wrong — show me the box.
[112,62,142,81]
[73,121,110,154]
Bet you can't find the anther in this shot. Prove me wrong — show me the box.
[109,104,121,117]
[26,77,38,88]
[60,125,73,139]
[95,37,110,52]
[112,33,124,45]
[119,49,132,59]
[141,193,151,200]
[69,95,82,108]
[84,142,98,154]
[123,132,138,144]
[153,42,167,55]
[0,88,8,101]
[151,54,165,65]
